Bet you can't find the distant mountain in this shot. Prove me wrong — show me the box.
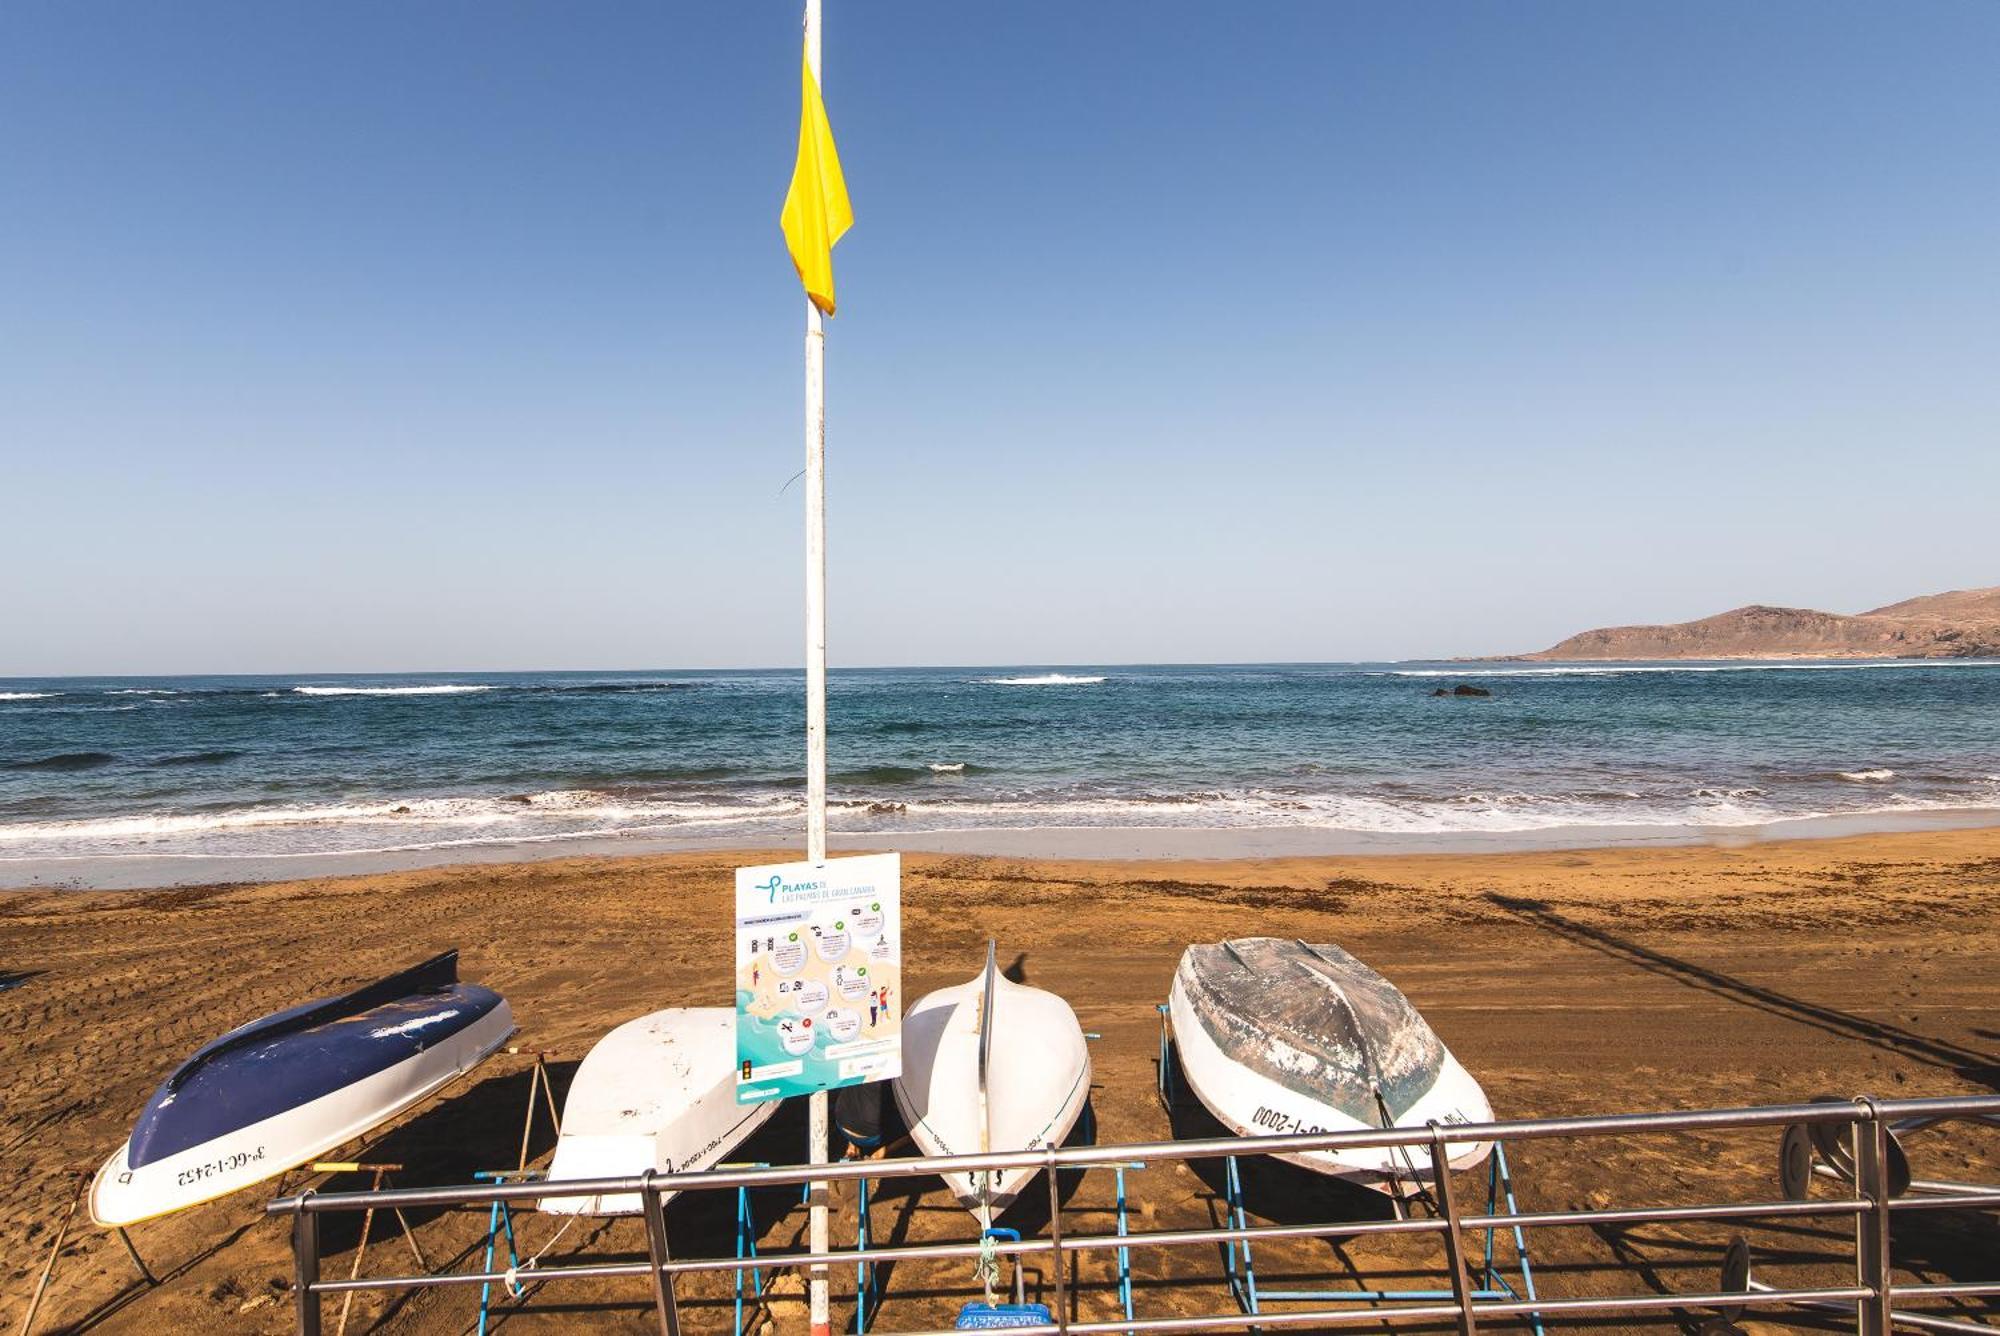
[1512,586,2000,661]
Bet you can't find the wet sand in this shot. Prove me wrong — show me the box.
[3,829,1997,1333]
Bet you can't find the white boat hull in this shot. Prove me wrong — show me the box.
[892,957,1090,1214]
[90,1000,514,1227]
[1169,981,1489,1188]
[1169,937,1494,1192]
[541,1007,779,1215]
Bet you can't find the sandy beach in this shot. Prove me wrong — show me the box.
[4,828,1997,1333]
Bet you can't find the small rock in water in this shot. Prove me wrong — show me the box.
[1453,684,1492,697]
[866,800,906,815]
[505,793,533,804]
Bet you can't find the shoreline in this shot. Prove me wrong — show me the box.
[5,804,1999,890]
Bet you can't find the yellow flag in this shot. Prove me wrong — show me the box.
[780,48,853,316]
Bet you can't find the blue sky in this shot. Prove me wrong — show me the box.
[2,2,1995,674]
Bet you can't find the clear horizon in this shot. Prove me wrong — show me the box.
[4,3,1997,676]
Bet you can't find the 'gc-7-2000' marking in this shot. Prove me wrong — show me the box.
[1249,1106,1329,1136]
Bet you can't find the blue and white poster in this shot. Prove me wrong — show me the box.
[735,852,902,1104]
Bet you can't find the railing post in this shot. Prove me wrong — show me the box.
[1046,1151,1069,1331]
[1853,1101,1892,1336]
[292,1192,322,1336]
[640,1172,683,1336]
[1430,1126,1478,1336]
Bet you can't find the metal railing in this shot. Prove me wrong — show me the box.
[268,1093,2000,1335]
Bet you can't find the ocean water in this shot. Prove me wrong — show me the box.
[2,661,1998,864]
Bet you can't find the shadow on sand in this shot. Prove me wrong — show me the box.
[1483,892,1999,1089]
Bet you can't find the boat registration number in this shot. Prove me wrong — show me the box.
[1249,1106,1328,1136]
[177,1146,267,1187]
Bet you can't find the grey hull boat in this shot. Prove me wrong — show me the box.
[1167,937,1491,1189]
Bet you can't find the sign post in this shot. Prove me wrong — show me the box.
[778,0,849,1327]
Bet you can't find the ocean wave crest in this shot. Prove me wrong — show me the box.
[983,674,1107,686]
[0,692,57,701]
[0,789,800,850]
[293,685,495,697]
[6,776,1999,862]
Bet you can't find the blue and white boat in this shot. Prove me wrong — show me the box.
[90,950,514,1226]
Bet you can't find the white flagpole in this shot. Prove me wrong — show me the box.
[801,2,832,1331]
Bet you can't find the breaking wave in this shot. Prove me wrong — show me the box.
[983,674,1107,686]
[0,790,800,856]
[293,684,495,697]
[5,774,1999,863]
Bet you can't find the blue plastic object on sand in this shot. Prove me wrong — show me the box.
[954,1304,1054,1330]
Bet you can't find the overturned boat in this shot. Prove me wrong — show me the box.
[893,943,1091,1219]
[541,1007,780,1215]
[91,950,513,1226]
[1167,938,1491,1190]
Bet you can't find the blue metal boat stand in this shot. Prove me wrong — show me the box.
[864,1032,1140,1334]
[1212,1145,1542,1332]
[472,1168,539,1336]
[851,1168,877,1333]
[848,1158,1143,1333]
[1156,1004,1543,1333]
[718,1161,807,1336]
[473,1164,786,1336]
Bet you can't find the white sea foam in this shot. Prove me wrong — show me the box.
[928,762,966,773]
[6,770,1997,862]
[0,789,801,857]
[838,785,2000,837]
[1383,660,2000,679]
[293,684,494,697]
[1839,769,1896,782]
[0,799,514,843]
[9,781,2000,863]
[0,692,56,701]
[983,674,1107,686]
